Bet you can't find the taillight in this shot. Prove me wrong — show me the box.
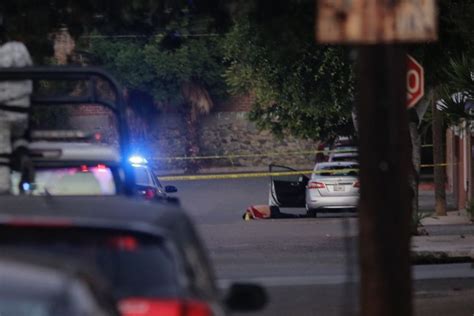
[109,236,138,251]
[353,181,360,188]
[145,188,156,199]
[307,181,325,189]
[119,298,212,316]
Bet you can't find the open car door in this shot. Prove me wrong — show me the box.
[269,164,308,208]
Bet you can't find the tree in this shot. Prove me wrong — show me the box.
[222,2,355,142]
[439,57,474,125]
[88,10,227,171]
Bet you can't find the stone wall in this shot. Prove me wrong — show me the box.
[149,112,317,171]
[68,103,318,172]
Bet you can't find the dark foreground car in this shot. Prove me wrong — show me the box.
[0,196,266,316]
[0,254,120,316]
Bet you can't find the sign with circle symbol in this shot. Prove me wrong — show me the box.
[407,55,424,109]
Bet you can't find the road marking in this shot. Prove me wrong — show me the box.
[217,275,356,288]
[216,264,474,288]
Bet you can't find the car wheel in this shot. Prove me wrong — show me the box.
[306,205,317,218]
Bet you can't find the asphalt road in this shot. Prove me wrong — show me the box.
[163,178,474,315]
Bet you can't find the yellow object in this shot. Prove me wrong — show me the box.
[244,212,251,221]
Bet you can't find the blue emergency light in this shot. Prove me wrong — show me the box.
[128,155,148,165]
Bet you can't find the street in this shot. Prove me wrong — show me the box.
[164,177,474,315]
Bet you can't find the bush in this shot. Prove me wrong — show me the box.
[411,211,430,236]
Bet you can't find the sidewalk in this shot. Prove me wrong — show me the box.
[412,206,474,262]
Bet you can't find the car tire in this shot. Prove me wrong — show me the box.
[306,206,317,218]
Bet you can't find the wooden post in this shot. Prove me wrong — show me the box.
[316,2,436,315]
[356,45,412,316]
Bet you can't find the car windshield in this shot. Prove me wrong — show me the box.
[314,164,359,177]
[0,227,180,299]
[10,166,116,196]
[132,166,154,187]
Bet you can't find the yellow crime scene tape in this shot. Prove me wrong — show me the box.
[153,144,434,162]
[159,165,448,182]
[155,144,441,181]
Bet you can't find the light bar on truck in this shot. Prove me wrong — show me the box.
[31,130,90,140]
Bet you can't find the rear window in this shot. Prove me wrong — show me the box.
[331,154,358,162]
[10,166,117,196]
[314,164,359,177]
[0,227,180,299]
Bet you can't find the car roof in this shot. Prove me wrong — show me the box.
[0,196,192,239]
[331,152,358,157]
[29,141,120,163]
[315,161,359,168]
[332,146,357,151]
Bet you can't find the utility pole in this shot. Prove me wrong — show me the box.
[356,45,412,316]
[316,1,437,316]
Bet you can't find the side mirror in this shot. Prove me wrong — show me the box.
[165,185,177,193]
[224,283,267,312]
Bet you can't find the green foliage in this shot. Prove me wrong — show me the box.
[411,211,430,236]
[222,18,355,141]
[438,56,474,127]
[413,0,474,87]
[88,12,227,108]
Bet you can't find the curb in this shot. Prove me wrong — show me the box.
[412,250,474,265]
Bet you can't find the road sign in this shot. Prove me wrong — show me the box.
[316,0,437,43]
[406,55,424,108]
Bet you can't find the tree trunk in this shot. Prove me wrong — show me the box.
[356,45,412,316]
[409,121,421,233]
[184,105,201,173]
[432,90,447,216]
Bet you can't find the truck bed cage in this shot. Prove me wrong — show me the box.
[0,66,134,195]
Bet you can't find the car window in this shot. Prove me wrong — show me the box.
[132,166,154,187]
[314,164,359,177]
[10,166,116,196]
[0,227,181,299]
[331,155,358,162]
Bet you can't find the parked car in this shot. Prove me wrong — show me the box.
[129,155,179,204]
[305,161,359,216]
[327,150,359,162]
[0,253,120,316]
[269,161,360,217]
[0,195,267,316]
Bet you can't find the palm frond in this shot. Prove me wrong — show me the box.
[439,56,474,126]
[181,81,214,115]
